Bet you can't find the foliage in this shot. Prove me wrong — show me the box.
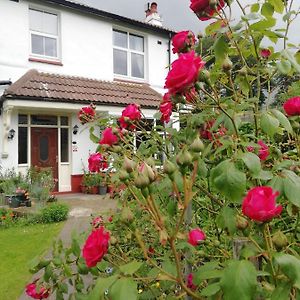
[29,1,300,299]
[40,203,69,223]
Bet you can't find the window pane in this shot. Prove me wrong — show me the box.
[29,9,43,32]
[18,114,28,125]
[113,30,127,48]
[45,37,57,57]
[113,49,127,76]
[18,127,28,164]
[31,115,58,125]
[31,34,44,55]
[40,136,49,161]
[61,128,69,162]
[43,12,58,35]
[130,34,144,52]
[131,53,144,78]
[60,116,68,126]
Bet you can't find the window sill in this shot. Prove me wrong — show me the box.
[29,57,63,66]
[114,77,148,85]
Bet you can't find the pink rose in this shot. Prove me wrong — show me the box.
[78,105,96,124]
[257,140,269,161]
[190,0,225,21]
[242,186,282,222]
[99,128,119,146]
[25,282,49,299]
[172,30,196,54]
[91,216,103,228]
[260,49,271,58]
[88,153,108,172]
[187,273,197,290]
[165,51,205,95]
[247,140,269,161]
[82,226,110,268]
[188,228,206,246]
[160,93,173,123]
[283,96,300,116]
[119,104,142,129]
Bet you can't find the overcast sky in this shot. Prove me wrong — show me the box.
[78,0,299,47]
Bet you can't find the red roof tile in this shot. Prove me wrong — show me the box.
[3,70,163,108]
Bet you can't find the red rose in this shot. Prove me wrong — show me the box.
[242,186,282,222]
[187,273,197,290]
[119,104,142,129]
[172,30,196,54]
[78,105,96,124]
[260,48,271,58]
[190,0,225,21]
[88,153,108,172]
[82,226,110,268]
[283,96,300,116]
[165,51,205,95]
[160,93,173,123]
[257,140,269,161]
[99,128,119,146]
[25,282,49,299]
[188,228,206,246]
[91,216,103,228]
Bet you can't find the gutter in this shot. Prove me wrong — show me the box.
[0,80,12,86]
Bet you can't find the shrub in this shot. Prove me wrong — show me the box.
[40,203,69,223]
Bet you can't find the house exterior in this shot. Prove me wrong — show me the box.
[0,0,176,192]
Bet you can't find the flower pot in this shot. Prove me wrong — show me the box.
[99,185,107,195]
[8,196,20,208]
[90,186,99,194]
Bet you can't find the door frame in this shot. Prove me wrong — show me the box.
[17,113,71,192]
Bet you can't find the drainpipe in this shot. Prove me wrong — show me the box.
[168,32,172,69]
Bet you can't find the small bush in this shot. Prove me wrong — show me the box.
[40,203,69,223]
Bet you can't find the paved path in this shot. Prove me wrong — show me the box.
[19,193,117,300]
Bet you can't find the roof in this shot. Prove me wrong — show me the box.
[40,0,176,35]
[2,70,163,108]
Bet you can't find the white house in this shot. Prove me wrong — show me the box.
[0,0,176,192]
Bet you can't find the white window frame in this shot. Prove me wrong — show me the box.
[29,7,60,61]
[113,28,146,81]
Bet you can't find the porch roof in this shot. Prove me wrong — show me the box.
[2,69,163,108]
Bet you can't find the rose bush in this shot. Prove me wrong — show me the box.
[27,0,300,299]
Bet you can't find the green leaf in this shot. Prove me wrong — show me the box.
[268,176,284,195]
[261,3,274,17]
[89,127,99,144]
[205,20,222,36]
[250,18,276,31]
[260,112,280,138]
[220,260,257,300]
[240,152,261,176]
[217,206,236,235]
[251,3,260,13]
[271,282,292,300]
[277,60,292,75]
[253,170,273,181]
[282,50,300,73]
[274,254,300,289]
[119,261,143,275]
[195,270,223,283]
[213,35,228,62]
[241,13,262,21]
[211,161,246,203]
[269,0,284,13]
[87,275,118,300]
[271,109,293,133]
[109,278,138,300]
[282,170,300,207]
[71,238,81,257]
[200,283,221,297]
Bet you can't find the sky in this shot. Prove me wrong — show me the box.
[77,0,299,47]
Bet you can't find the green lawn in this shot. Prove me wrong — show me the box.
[0,223,64,300]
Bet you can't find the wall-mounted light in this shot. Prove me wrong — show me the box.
[73,125,79,135]
[7,129,15,140]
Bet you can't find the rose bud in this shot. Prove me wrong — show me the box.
[222,57,233,72]
[209,0,218,8]
[142,163,156,182]
[188,228,206,246]
[236,215,249,230]
[134,174,150,189]
[121,207,134,223]
[176,149,193,167]
[238,66,248,76]
[123,156,136,173]
[163,160,177,175]
[119,170,130,182]
[189,136,204,152]
[272,231,288,249]
[159,229,169,246]
[110,236,118,245]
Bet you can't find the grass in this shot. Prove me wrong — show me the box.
[0,222,64,300]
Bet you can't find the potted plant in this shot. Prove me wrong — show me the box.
[81,172,98,194]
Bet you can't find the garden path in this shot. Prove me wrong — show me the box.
[19,193,118,300]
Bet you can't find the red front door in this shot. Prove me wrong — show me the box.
[31,128,58,191]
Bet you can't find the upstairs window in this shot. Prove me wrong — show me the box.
[29,8,59,59]
[113,29,145,79]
